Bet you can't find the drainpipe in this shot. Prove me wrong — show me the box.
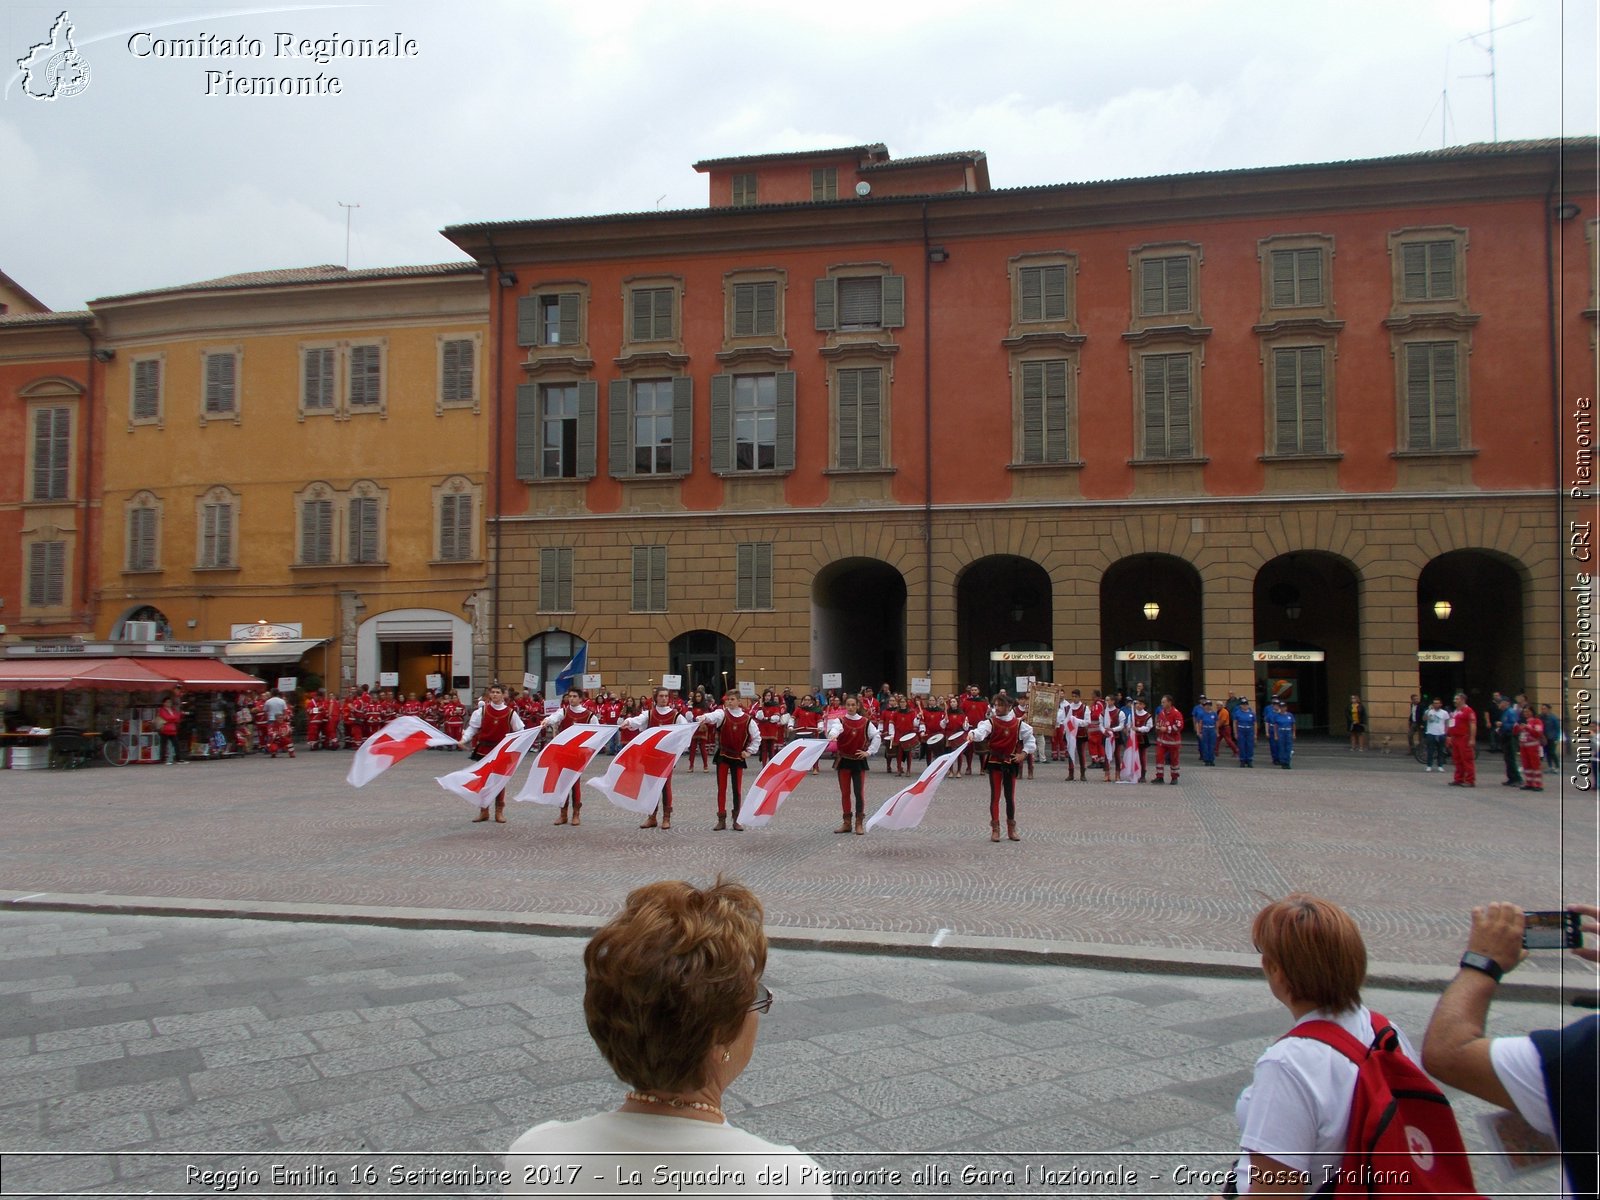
[1544,166,1569,714]
[921,204,934,684]
[483,233,512,684]
[74,320,97,628]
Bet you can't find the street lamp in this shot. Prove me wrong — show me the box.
[1142,601,1160,621]
[1433,600,1453,620]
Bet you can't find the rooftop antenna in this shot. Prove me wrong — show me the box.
[1460,0,1532,142]
[1418,44,1456,148]
[337,201,361,268]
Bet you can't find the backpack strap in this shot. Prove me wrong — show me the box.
[1281,1014,1386,1063]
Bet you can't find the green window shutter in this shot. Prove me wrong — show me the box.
[1166,354,1192,456]
[557,293,581,345]
[1139,259,1164,316]
[558,548,573,611]
[710,373,733,472]
[774,371,796,471]
[1297,250,1323,306]
[1043,360,1069,462]
[204,353,235,415]
[671,376,693,474]
[540,547,557,610]
[1298,348,1325,452]
[516,297,540,346]
[837,369,859,467]
[651,545,667,611]
[735,543,754,610]
[203,502,232,567]
[754,282,775,335]
[1273,348,1301,452]
[632,546,649,610]
[576,381,598,478]
[653,289,673,339]
[754,542,772,609]
[631,289,654,342]
[881,275,905,328]
[1020,361,1045,464]
[858,368,882,468]
[1401,244,1428,301]
[1166,258,1191,313]
[514,383,541,480]
[608,380,631,479]
[1270,251,1297,308]
[1428,243,1455,299]
[1142,355,1168,457]
[1404,344,1434,448]
[813,278,836,331]
[1043,267,1067,320]
[1430,343,1459,449]
[733,284,756,337]
[1019,267,1043,322]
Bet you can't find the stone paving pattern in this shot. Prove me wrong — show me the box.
[0,912,1574,1197]
[0,744,1590,968]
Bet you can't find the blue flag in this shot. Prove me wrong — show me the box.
[554,644,587,696]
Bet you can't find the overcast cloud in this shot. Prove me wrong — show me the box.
[2,0,1594,311]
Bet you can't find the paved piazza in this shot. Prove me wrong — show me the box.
[0,743,1591,973]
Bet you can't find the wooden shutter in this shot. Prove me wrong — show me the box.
[608,380,632,479]
[671,376,692,474]
[32,407,69,500]
[348,345,381,408]
[736,542,773,610]
[1019,267,1044,322]
[576,381,598,478]
[881,275,905,328]
[1020,361,1045,463]
[1401,244,1428,301]
[1428,243,1455,299]
[133,360,160,420]
[858,368,882,467]
[1043,360,1068,462]
[652,289,673,339]
[540,547,558,610]
[441,340,473,404]
[1166,258,1190,313]
[440,493,473,560]
[1297,250,1323,306]
[1298,348,1325,452]
[204,353,236,416]
[128,507,157,571]
[301,499,333,564]
[1271,251,1298,308]
[202,502,232,567]
[516,296,540,346]
[774,371,796,471]
[557,293,580,345]
[1273,348,1301,452]
[733,284,757,337]
[632,545,667,611]
[28,541,66,607]
[710,373,733,472]
[1140,259,1165,316]
[1143,356,1168,457]
[631,289,652,341]
[514,384,541,480]
[813,278,836,331]
[302,348,334,410]
[348,497,379,563]
[1166,354,1192,456]
[1404,344,1433,448]
[1430,343,1459,450]
[837,369,859,467]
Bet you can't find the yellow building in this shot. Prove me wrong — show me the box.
[90,264,490,695]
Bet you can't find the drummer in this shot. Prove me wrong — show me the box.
[791,693,825,774]
[881,693,922,775]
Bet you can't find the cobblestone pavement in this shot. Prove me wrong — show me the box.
[0,743,1592,971]
[0,911,1577,1197]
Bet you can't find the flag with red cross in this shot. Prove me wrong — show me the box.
[586,723,697,813]
[436,726,543,808]
[865,745,965,831]
[739,738,832,827]
[347,715,458,788]
[511,723,618,805]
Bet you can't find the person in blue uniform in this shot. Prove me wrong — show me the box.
[1192,697,1218,766]
[1268,699,1295,769]
[1235,698,1256,768]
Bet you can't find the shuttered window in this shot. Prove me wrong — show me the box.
[203,352,238,417]
[732,282,777,337]
[1401,241,1457,302]
[631,545,668,612]
[26,541,66,608]
[440,339,474,405]
[1018,266,1069,322]
[735,542,773,611]
[811,167,838,201]
[710,372,795,474]
[348,497,381,563]
[542,384,581,478]
[731,173,757,207]
[348,344,382,409]
[838,277,883,329]
[516,382,597,480]
[539,547,574,612]
[200,502,234,568]
[439,492,473,561]
[632,380,675,474]
[1140,257,1192,317]
[630,287,675,341]
[299,499,334,565]
[836,367,883,469]
[132,359,161,421]
[1141,353,1194,459]
[302,347,336,411]
[1272,347,1326,454]
[1404,342,1461,451]
[518,293,583,348]
[1019,360,1070,464]
[815,275,904,331]
[1270,249,1324,308]
[31,407,70,501]
[126,506,158,572]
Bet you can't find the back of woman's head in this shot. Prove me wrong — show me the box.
[584,879,766,1093]
[1252,894,1366,1013]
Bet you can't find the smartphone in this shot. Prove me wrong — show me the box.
[1522,911,1582,950]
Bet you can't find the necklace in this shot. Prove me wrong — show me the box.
[625,1091,723,1119]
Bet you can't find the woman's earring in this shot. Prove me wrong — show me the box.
[722,1052,731,1063]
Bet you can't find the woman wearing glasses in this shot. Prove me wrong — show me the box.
[507,879,830,1195]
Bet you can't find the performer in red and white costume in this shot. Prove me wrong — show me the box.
[461,684,526,822]
[1128,699,1153,782]
[1100,697,1124,783]
[1013,698,1035,779]
[971,694,1037,842]
[440,691,466,747]
[882,696,921,775]
[824,694,882,835]
[756,691,789,764]
[1151,695,1184,784]
[540,689,597,826]
[698,692,761,830]
[959,685,989,776]
[1056,690,1086,781]
[399,693,424,720]
[686,690,714,772]
[1085,691,1109,775]
[622,687,690,829]
[1515,705,1546,792]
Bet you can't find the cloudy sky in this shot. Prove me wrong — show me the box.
[2,0,1595,312]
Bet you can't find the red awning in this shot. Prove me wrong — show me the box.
[0,658,179,691]
[130,658,266,691]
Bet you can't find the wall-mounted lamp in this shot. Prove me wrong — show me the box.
[1554,203,1581,221]
[1142,601,1160,621]
[497,271,518,288]
[927,246,949,264]
[1285,603,1302,621]
[1433,600,1453,620]
[92,348,115,363]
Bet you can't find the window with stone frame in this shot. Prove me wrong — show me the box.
[25,540,66,608]
[735,542,774,611]
[30,405,70,501]
[1016,359,1074,465]
[131,357,162,424]
[298,495,335,565]
[814,271,905,333]
[202,349,240,419]
[631,545,668,613]
[1402,341,1464,452]
[516,288,586,350]
[629,286,675,342]
[539,547,574,613]
[834,365,885,470]
[125,495,160,573]
[439,337,476,408]
[1017,265,1070,323]
[197,487,238,569]
[347,494,382,564]
[1387,227,1469,316]
[1138,351,1197,460]
[609,377,691,478]
[731,281,778,338]
[711,372,797,474]
[1270,346,1329,455]
[301,346,337,414]
[436,478,477,563]
[347,343,383,411]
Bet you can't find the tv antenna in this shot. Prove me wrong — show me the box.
[1459,0,1532,142]
[337,201,361,268]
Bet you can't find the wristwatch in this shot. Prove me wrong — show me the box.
[1459,951,1504,983]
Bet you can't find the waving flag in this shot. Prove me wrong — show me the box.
[739,738,831,827]
[513,723,617,805]
[587,723,697,813]
[553,645,587,696]
[436,727,542,808]
[865,745,965,831]
[347,716,457,787]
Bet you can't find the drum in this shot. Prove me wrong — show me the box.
[923,733,944,747]
[897,732,919,748]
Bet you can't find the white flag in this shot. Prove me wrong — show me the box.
[739,738,831,827]
[347,716,457,788]
[435,727,542,808]
[865,746,965,831]
[588,724,697,813]
[513,724,617,805]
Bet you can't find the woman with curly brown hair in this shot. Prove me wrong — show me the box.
[507,879,829,1195]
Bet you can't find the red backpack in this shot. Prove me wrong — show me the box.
[1286,1012,1484,1197]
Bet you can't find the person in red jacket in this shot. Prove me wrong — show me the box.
[883,695,921,775]
[322,689,343,750]
[622,687,690,829]
[756,690,789,764]
[698,691,761,830]
[1151,694,1184,784]
[825,694,882,834]
[970,695,1037,842]
[959,685,989,776]
[460,684,526,823]
[304,690,327,750]
[1515,703,1545,792]
[540,689,597,826]
[440,691,466,747]
[1447,691,1478,787]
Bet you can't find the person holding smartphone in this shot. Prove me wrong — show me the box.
[1421,902,1598,1200]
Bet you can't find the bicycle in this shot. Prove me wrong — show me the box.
[1412,736,1453,767]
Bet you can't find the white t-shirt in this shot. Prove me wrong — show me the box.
[1423,708,1450,737]
[1234,1006,1418,1193]
[506,1110,831,1196]
[263,695,287,721]
[1491,1036,1575,1197]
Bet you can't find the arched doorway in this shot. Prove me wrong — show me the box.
[111,604,172,641]
[669,630,736,697]
[1253,553,1360,734]
[1101,555,1201,703]
[811,558,906,694]
[359,609,474,698]
[524,629,585,699]
[957,555,1053,694]
[1418,551,1524,716]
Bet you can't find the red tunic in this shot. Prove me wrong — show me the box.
[792,708,822,735]
[558,704,595,731]
[716,709,755,760]
[986,713,1022,760]
[473,703,514,754]
[835,713,871,758]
